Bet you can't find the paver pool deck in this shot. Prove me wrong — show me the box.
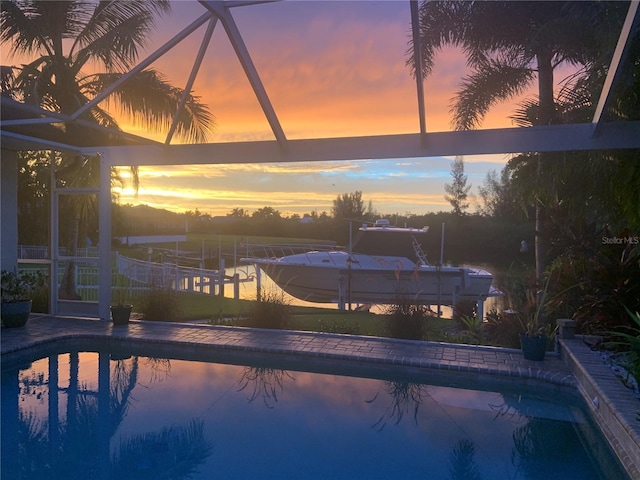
[1,314,574,385]
[2,314,639,477]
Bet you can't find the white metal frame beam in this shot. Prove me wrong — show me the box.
[592,0,639,133]
[199,1,288,150]
[88,121,640,167]
[1,98,162,149]
[165,17,219,144]
[70,12,215,122]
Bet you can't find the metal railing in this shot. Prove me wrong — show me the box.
[242,242,343,263]
[114,253,252,297]
[16,250,253,303]
[18,245,100,259]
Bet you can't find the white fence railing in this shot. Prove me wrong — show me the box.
[17,249,253,302]
[18,245,100,259]
[114,253,252,297]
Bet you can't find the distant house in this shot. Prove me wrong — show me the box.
[299,215,313,224]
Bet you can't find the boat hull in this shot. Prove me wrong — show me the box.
[245,252,493,305]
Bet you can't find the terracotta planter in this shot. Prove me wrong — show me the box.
[110,305,132,325]
[1,300,32,328]
[519,333,547,361]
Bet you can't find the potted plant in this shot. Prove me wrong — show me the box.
[517,278,551,361]
[519,320,548,361]
[1,269,45,328]
[110,286,133,325]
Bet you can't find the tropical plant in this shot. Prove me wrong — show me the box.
[459,314,484,345]
[1,0,215,297]
[476,167,523,220]
[1,269,46,303]
[139,286,182,322]
[606,308,640,395]
[516,281,548,337]
[410,1,625,131]
[484,308,521,349]
[246,288,291,330]
[545,225,640,332]
[384,294,426,340]
[408,0,629,289]
[1,1,213,142]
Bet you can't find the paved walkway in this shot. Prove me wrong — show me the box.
[1,314,575,387]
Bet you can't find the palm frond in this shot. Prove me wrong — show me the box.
[71,1,170,72]
[1,65,17,94]
[0,0,54,57]
[409,1,631,130]
[12,56,54,107]
[409,0,474,77]
[91,69,215,143]
[453,60,534,130]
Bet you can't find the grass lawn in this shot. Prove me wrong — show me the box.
[133,290,463,342]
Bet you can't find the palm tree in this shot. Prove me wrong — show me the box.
[1,0,215,297]
[1,0,214,142]
[409,0,627,288]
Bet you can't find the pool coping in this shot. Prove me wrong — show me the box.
[1,315,576,386]
[2,315,639,477]
[560,337,640,479]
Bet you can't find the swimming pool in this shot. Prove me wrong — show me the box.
[1,341,627,480]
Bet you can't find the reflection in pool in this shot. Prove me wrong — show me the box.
[1,347,627,479]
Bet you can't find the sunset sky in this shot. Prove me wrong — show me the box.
[13,0,564,216]
[111,0,540,217]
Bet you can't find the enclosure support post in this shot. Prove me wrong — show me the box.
[255,265,261,302]
[338,272,346,310]
[218,258,225,296]
[98,152,112,321]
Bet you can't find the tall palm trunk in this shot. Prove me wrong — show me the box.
[535,49,555,304]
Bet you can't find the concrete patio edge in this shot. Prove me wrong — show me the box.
[560,337,640,479]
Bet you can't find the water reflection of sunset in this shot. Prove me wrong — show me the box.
[6,350,615,479]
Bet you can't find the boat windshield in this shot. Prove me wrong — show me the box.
[351,228,429,263]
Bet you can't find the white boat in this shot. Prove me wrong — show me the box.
[241,219,494,311]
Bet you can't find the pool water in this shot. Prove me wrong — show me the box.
[1,346,627,480]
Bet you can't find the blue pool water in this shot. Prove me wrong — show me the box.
[1,344,627,480]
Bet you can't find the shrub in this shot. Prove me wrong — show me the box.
[453,299,478,329]
[384,296,426,340]
[1,269,48,313]
[459,314,484,344]
[139,287,182,322]
[546,228,640,333]
[607,308,640,384]
[246,289,291,330]
[484,308,521,348]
